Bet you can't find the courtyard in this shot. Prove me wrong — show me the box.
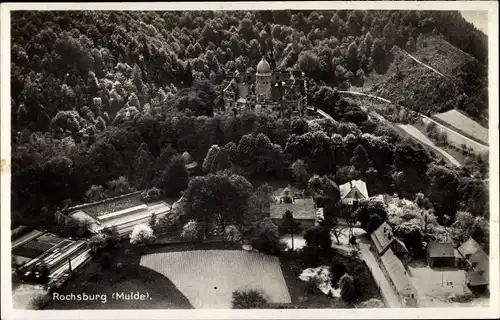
[407,261,488,307]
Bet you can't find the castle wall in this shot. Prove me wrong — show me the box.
[238,83,249,99]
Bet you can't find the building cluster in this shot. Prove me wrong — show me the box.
[222,55,308,118]
[269,179,370,227]
[427,237,490,291]
[370,221,417,307]
[11,227,92,289]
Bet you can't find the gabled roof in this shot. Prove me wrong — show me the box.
[223,78,236,93]
[381,248,416,296]
[458,237,483,258]
[463,241,489,287]
[270,198,316,220]
[339,180,368,200]
[370,221,394,255]
[428,242,455,258]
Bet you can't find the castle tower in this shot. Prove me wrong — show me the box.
[256,56,272,101]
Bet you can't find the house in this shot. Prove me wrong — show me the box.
[427,242,456,268]
[465,250,489,291]
[380,248,418,307]
[270,186,319,229]
[370,221,410,261]
[457,237,489,290]
[339,180,369,205]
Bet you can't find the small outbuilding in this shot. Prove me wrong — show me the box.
[427,242,455,268]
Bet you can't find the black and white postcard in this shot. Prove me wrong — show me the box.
[1,1,498,319]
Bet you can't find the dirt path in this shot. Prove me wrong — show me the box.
[398,124,462,167]
[419,114,489,150]
[405,52,447,78]
[339,90,488,155]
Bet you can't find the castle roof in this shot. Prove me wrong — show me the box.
[256,57,271,74]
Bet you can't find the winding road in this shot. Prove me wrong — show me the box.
[338,90,489,158]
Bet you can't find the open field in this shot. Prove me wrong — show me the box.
[432,109,488,145]
[140,250,291,308]
[420,116,489,155]
[412,122,470,166]
[398,124,461,167]
[407,261,489,308]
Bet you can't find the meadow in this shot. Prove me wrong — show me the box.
[432,109,488,146]
[140,250,291,308]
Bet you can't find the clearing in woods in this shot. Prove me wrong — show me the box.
[140,250,292,308]
[432,109,488,146]
[398,124,461,167]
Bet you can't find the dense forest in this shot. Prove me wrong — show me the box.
[10,10,489,240]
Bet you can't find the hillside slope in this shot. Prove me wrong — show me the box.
[370,36,488,127]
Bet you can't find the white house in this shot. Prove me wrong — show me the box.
[339,180,369,205]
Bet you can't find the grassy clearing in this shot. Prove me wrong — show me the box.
[140,250,291,308]
[412,122,470,166]
[432,109,488,145]
[398,124,460,167]
[420,117,489,155]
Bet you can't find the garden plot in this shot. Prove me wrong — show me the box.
[140,250,291,308]
[299,266,340,298]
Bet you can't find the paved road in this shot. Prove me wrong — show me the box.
[357,236,403,308]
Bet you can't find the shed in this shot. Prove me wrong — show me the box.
[427,242,455,268]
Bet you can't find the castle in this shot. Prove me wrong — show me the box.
[222,54,308,118]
